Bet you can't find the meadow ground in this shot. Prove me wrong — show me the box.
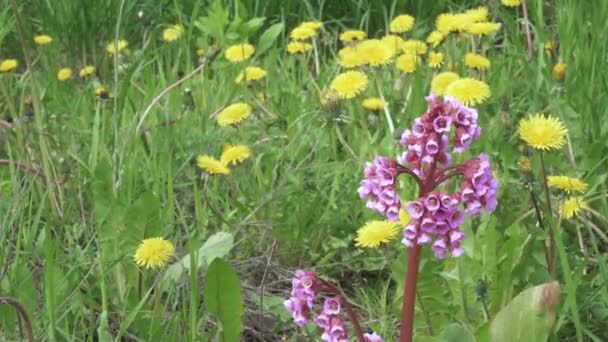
[1,0,608,341]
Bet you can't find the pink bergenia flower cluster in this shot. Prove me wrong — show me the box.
[315,297,348,342]
[284,270,318,326]
[364,332,384,342]
[357,157,401,221]
[460,154,499,216]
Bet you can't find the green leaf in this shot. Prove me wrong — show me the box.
[414,337,445,342]
[490,281,560,342]
[439,324,476,342]
[256,23,283,56]
[205,258,244,342]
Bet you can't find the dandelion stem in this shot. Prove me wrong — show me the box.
[528,188,552,273]
[375,78,395,134]
[539,151,557,278]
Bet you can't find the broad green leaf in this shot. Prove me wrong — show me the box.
[205,258,244,342]
[490,282,560,342]
[256,23,283,56]
[439,324,476,342]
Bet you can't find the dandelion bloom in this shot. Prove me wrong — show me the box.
[428,52,444,68]
[436,13,471,33]
[464,53,491,70]
[94,86,108,98]
[337,47,363,68]
[79,65,96,77]
[355,221,399,248]
[57,67,72,81]
[431,72,459,95]
[287,41,312,54]
[548,176,588,193]
[221,145,252,165]
[390,14,415,33]
[162,24,184,42]
[134,237,175,269]
[106,40,128,55]
[552,63,566,81]
[401,39,427,55]
[340,30,366,42]
[444,78,490,106]
[518,113,568,150]
[362,97,385,112]
[562,197,586,219]
[197,155,230,175]
[466,22,501,36]
[465,6,489,22]
[426,31,445,48]
[290,26,316,40]
[216,102,252,126]
[357,39,394,67]
[0,59,18,72]
[502,0,522,7]
[330,71,368,99]
[34,34,53,46]
[380,35,405,55]
[395,53,419,73]
[300,21,323,31]
[235,66,267,84]
[224,43,255,63]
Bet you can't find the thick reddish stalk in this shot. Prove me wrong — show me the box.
[399,244,422,342]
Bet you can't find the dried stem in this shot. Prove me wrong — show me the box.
[539,151,557,278]
[521,0,534,58]
[529,188,552,272]
[0,297,35,342]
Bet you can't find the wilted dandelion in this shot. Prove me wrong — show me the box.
[518,114,568,151]
[428,52,444,68]
[362,97,385,112]
[197,155,230,175]
[221,145,252,165]
[216,103,252,126]
[0,59,18,72]
[355,221,399,248]
[235,66,267,84]
[395,53,419,73]
[94,86,108,98]
[225,43,255,63]
[562,197,586,219]
[340,30,366,42]
[389,14,415,33]
[466,22,501,36]
[357,39,394,66]
[134,237,175,269]
[79,65,96,77]
[426,31,445,47]
[162,24,184,42]
[444,78,490,106]
[57,67,72,81]
[517,156,532,172]
[330,71,368,99]
[106,40,128,55]
[401,39,427,55]
[502,0,522,7]
[552,63,566,81]
[320,89,340,112]
[287,41,312,54]
[464,53,491,70]
[548,176,588,193]
[34,34,53,46]
[431,72,460,95]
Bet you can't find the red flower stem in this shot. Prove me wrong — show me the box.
[320,280,366,342]
[433,169,463,188]
[397,166,424,192]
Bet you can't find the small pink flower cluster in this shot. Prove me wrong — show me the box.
[460,154,499,216]
[357,156,401,221]
[403,192,465,258]
[315,297,348,342]
[283,270,317,326]
[364,332,384,342]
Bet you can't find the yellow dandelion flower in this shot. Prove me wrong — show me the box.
[224,43,255,63]
[548,176,588,194]
[290,26,317,40]
[357,39,394,67]
[361,97,385,112]
[197,155,230,175]
[287,41,312,54]
[216,102,252,126]
[431,72,460,95]
[134,237,175,269]
[300,21,323,31]
[562,197,586,219]
[337,46,364,68]
[162,24,184,42]
[0,59,18,73]
[235,66,267,84]
[220,145,252,165]
[390,14,415,33]
[380,35,405,56]
[428,52,444,68]
[355,220,399,248]
[464,53,491,70]
[465,6,489,22]
[401,39,428,55]
[444,78,490,106]
[79,65,96,77]
[502,0,522,7]
[94,86,108,98]
[330,71,369,99]
[426,31,445,48]
[57,67,72,81]
[544,41,553,52]
[436,13,471,33]
[106,40,128,55]
[518,114,567,151]
[34,34,53,46]
[466,22,501,36]
[517,156,532,172]
[398,207,411,226]
[395,53,419,73]
[553,63,566,81]
[340,30,366,42]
